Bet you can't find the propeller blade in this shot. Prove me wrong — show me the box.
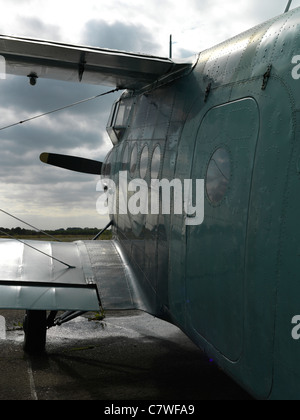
[40,153,102,175]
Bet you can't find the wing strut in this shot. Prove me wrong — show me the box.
[0,208,61,242]
[92,220,113,240]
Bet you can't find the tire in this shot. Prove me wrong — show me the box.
[23,310,47,355]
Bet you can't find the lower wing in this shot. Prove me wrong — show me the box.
[0,239,146,313]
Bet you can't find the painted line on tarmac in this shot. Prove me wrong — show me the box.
[0,316,6,340]
[27,358,38,401]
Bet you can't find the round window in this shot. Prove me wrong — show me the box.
[151,145,161,179]
[140,145,149,179]
[130,143,138,176]
[206,148,231,204]
[122,143,129,171]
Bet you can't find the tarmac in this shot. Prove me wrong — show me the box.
[0,309,252,401]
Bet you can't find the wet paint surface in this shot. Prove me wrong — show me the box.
[0,310,252,400]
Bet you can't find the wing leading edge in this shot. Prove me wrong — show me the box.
[0,35,192,90]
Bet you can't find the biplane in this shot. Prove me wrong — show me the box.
[0,3,299,400]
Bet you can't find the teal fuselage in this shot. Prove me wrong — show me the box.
[104,8,300,399]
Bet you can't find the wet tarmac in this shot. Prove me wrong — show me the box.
[0,309,252,400]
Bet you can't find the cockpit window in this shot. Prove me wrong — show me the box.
[122,143,129,171]
[107,97,134,145]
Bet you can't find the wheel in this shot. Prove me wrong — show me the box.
[23,310,47,354]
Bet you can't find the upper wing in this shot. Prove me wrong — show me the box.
[0,35,192,90]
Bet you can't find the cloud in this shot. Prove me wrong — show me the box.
[13,16,63,41]
[0,77,116,159]
[83,19,160,54]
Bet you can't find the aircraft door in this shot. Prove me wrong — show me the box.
[186,98,259,362]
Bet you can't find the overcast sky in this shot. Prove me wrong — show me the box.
[0,0,298,229]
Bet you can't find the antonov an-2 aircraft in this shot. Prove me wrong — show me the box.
[0,3,300,400]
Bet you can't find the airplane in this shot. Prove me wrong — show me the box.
[0,2,299,400]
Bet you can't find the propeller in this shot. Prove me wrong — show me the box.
[40,152,103,175]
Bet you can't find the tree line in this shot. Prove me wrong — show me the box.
[0,227,103,237]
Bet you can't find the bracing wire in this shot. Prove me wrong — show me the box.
[0,208,62,242]
[0,87,120,132]
[0,228,75,269]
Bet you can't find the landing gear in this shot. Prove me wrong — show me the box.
[22,310,89,354]
[23,310,47,355]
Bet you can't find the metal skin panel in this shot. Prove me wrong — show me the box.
[0,284,99,311]
[81,240,148,311]
[0,239,100,311]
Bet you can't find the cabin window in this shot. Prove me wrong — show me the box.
[206,148,231,204]
[130,143,138,176]
[151,145,161,179]
[122,143,129,171]
[107,97,134,145]
[140,145,149,179]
